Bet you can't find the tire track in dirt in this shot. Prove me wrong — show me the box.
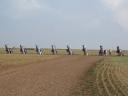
[95,58,128,96]
[70,57,128,96]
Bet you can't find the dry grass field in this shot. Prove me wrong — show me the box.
[0,51,128,96]
[95,57,128,96]
[0,54,59,72]
[71,56,128,96]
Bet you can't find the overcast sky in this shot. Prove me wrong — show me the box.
[0,0,128,49]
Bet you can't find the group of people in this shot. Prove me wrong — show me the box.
[99,45,123,56]
[99,45,112,56]
[4,44,124,56]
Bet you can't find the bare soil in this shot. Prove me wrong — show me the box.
[0,56,100,96]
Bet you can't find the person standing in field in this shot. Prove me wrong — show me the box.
[116,46,122,56]
[99,45,104,56]
[5,44,9,54]
[20,45,24,54]
[5,44,13,54]
[51,45,57,55]
[67,45,72,55]
[20,45,27,54]
[82,45,88,56]
[36,45,43,55]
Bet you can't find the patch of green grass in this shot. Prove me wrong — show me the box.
[105,56,128,63]
[70,59,103,96]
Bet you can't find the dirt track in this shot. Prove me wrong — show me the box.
[0,56,100,96]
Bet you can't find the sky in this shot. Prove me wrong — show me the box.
[0,0,128,49]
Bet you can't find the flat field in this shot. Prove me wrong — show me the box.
[0,54,128,96]
[0,54,100,96]
[72,56,128,96]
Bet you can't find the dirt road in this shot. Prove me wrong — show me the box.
[0,56,100,96]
